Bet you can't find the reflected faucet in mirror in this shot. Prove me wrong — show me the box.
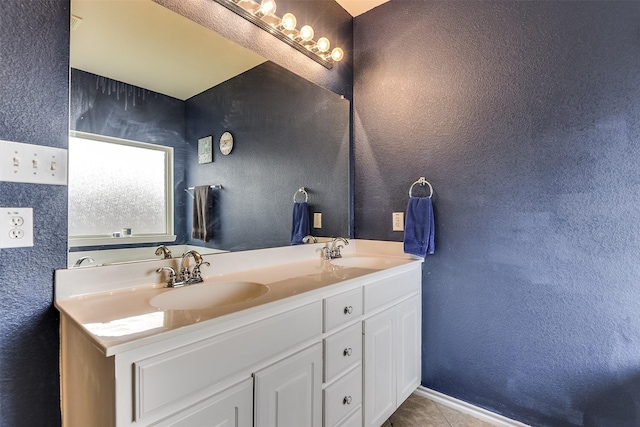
[155,245,172,259]
[302,235,318,244]
[72,256,95,268]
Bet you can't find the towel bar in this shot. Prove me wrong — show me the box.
[409,177,433,198]
[184,185,223,199]
[293,187,309,203]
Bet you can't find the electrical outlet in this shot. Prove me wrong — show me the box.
[393,212,404,231]
[313,212,322,229]
[9,229,24,239]
[0,208,33,248]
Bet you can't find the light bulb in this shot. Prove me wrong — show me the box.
[299,25,314,42]
[316,37,330,53]
[281,13,297,31]
[258,0,276,16]
[331,47,344,62]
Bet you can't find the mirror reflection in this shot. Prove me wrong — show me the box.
[68,0,350,266]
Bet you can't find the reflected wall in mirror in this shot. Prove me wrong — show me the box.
[68,0,350,265]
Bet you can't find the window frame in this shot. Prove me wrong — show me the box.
[68,130,176,247]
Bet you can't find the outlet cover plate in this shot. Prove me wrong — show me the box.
[393,212,404,231]
[313,212,322,229]
[0,208,34,248]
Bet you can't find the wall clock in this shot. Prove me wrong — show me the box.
[220,132,233,155]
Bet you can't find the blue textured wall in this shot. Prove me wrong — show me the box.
[354,1,640,426]
[185,62,350,251]
[0,0,69,425]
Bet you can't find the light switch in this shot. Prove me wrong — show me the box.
[313,213,322,229]
[0,140,67,185]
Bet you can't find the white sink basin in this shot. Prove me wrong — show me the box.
[330,257,388,270]
[150,281,269,310]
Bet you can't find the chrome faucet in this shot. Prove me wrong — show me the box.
[155,245,172,259]
[73,256,95,267]
[302,235,318,244]
[330,237,349,259]
[320,237,349,260]
[156,250,210,288]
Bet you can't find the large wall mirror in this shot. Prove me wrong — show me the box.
[68,0,350,266]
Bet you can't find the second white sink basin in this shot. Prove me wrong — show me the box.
[330,256,388,270]
[150,281,269,311]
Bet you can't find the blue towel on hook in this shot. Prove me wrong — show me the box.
[291,202,310,245]
[404,197,435,257]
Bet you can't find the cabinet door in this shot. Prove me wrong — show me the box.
[363,309,396,427]
[254,343,323,427]
[396,295,421,405]
[151,377,253,427]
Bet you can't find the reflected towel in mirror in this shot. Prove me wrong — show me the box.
[404,197,435,257]
[291,202,310,245]
[192,185,213,242]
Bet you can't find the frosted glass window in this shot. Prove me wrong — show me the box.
[68,134,173,240]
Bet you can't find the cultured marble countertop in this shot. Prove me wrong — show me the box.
[55,245,420,355]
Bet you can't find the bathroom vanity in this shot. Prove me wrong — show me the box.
[55,240,422,427]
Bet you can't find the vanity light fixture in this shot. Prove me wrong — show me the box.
[211,0,344,69]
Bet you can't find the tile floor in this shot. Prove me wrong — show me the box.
[381,394,497,427]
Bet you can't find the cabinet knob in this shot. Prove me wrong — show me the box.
[343,396,352,405]
[343,348,352,357]
[343,306,353,315]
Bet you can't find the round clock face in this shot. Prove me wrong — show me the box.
[220,132,233,155]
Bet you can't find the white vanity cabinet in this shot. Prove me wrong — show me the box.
[58,251,422,427]
[362,270,422,427]
[150,378,253,427]
[322,288,364,426]
[254,343,323,427]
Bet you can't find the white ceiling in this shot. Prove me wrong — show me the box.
[334,0,389,17]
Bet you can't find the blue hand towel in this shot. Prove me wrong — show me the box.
[404,197,435,257]
[291,202,310,245]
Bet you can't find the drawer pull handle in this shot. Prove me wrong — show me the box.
[343,396,352,405]
[344,306,353,314]
[343,348,353,357]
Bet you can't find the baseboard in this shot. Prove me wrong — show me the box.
[414,386,530,427]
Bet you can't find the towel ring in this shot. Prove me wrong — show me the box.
[293,187,308,203]
[409,177,433,198]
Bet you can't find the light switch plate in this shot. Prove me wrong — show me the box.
[0,208,34,248]
[393,212,404,231]
[0,140,67,185]
[313,212,322,229]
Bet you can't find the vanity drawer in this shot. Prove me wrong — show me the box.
[324,322,362,383]
[323,366,362,427]
[335,406,362,427]
[133,302,321,421]
[324,288,362,332]
[363,268,421,313]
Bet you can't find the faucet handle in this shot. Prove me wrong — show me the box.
[156,266,177,288]
[191,261,210,280]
